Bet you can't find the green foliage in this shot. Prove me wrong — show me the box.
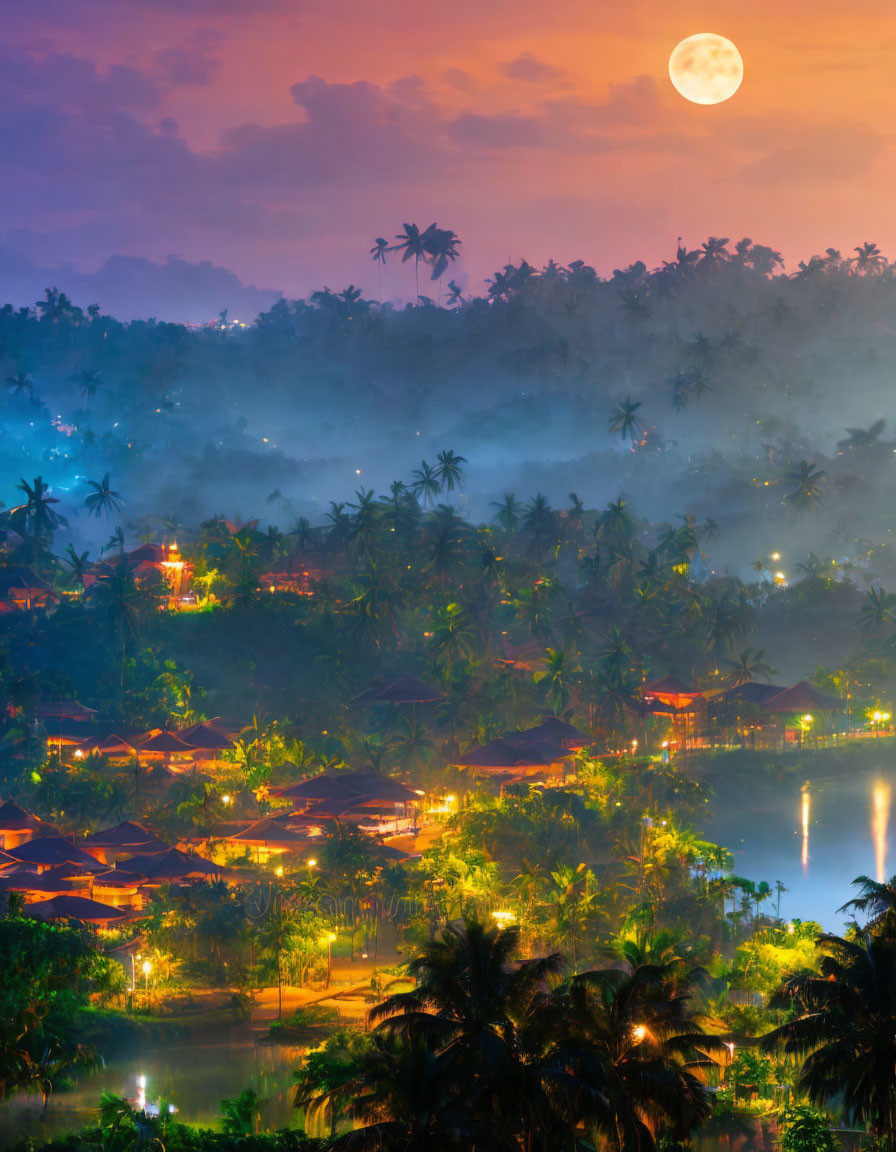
[0,899,100,1100]
[778,1105,839,1152]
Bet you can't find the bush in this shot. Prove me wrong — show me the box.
[778,1105,839,1152]
[269,1004,339,1035]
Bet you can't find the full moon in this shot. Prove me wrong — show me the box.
[668,33,743,105]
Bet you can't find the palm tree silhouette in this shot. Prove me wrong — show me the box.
[84,473,123,518]
[370,237,388,299]
[9,476,68,542]
[609,397,643,442]
[783,460,826,512]
[852,241,886,275]
[445,280,463,308]
[764,919,896,1150]
[391,222,437,301]
[6,370,36,398]
[424,228,461,303]
[410,461,441,509]
[433,449,467,494]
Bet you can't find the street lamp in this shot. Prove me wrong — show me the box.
[142,959,152,996]
[326,932,337,990]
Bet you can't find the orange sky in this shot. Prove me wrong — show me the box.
[4,0,896,296]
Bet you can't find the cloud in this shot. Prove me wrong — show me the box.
[500,52,565,83]
[154,46,219,86]
[738,123,882,183]
[0,246,281,323]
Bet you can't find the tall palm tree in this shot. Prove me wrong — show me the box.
[553,960,722,1151]
[424,228,461,303]
[391,223,437,301]
[84,473,123,518]
[764,921,896,1151]
[433,450,467,495]
[9,476,68,542]
[445,280,463,308]
[72,368,101,409]
[491,492,521,536]
[523,494,557,564]
[370,237,389,299]
[609,397,643,443]
[62,544,91,590]
[411,461,441,510]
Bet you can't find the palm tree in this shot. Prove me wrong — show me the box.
[837,419,886,453]
[424,228,461,303]
[9,476,68,542]
[609,397,642,443]
[370,237,389,299]
[391,223,437,300]
[72,368,101,409]
[84,473,123,518]
[433,450,467,495]
[724,648,777,686]
[839,874,896,927]
[764,921,896,1151]
[535,647,579,715]
[445,280,463,308]
[552,959,722,1151]
[783,461,825,512]
[62,544,91,590]
[371,919,564,1146]
[859,587,896,633]
[320,1032,459,1150]
[523,494,557,563]
[411,461,441,510]
[6,370,35,398]
[491,492,521,536]
[852,242,886,276]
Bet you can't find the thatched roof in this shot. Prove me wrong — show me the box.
[721,682,788,706]
[27,895,129,923]
[177,724,234,751]
[354,675,446,705]
[0,798,42,832]
[84,821,168,852]
[8,837,102,869]
[517,717,589,748]
[643,676,700,697]
[228,818,309,845]
[458,738,574,769]
[116,847,219,880]
[139,731,195,754]
[763,681,844,713]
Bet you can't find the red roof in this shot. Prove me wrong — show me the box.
[139,732,195,753]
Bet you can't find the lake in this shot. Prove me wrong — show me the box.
[0,1023,306,1145]
[706,758,894,930]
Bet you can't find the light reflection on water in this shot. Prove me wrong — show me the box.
[707,766,896,930]
[0,1027,305,1144]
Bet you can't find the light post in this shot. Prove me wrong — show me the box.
[142,959,152,998]
[326,932,336,990]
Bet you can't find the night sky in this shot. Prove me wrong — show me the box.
[3,0,894,305]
